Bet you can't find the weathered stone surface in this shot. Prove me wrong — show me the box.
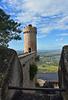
[18,52,37,93]
[59,45,68,100]
[0,47,23,100]
[11,91,63,100]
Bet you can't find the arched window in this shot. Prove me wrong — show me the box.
[28,48,31,53]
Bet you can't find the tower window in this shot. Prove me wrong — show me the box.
[28,48,31,53]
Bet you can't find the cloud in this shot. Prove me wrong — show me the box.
[8,0,13,2]
[1,0,68,34]
[37,35,46,38]
[3,5,7,9]
[2,0,6,3]
[16,40,23,43]
[9,12,15,15]
[57,33,68,36]
[56,38,64,41]
[0,6,2,9]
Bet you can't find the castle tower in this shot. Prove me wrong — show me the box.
[23,24,37,56]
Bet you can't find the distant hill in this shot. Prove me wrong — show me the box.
[16,50,24,54]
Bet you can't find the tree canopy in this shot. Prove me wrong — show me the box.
[0,8,22,47]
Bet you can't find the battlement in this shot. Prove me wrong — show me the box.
[23,24,37,34]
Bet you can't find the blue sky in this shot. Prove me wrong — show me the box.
[0,0,68,51]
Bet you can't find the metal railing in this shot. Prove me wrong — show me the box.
[8,86,66,100]
[8,86,66,92]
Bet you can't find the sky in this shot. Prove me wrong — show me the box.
[0,0,68,51]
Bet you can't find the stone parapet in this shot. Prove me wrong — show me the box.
[59,45,68,100]
[0,47,23,100]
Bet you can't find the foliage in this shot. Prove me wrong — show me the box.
[30,63,38,81]
[42,81,54,94]
[35,55,40,62]
[0,8,22,47]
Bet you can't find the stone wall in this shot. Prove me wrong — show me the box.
[0,47,23,100]
[18,51,37,91]
[0,47,36,100]
[59,45,68,100]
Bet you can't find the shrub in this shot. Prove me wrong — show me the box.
[30,63,38,81]
[35,55,40,62]
[43,81,54,94]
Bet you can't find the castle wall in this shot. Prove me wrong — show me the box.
[0,48,23,100]
[18,51,37,91]
[59,45,68,100]
[0,48,37,100]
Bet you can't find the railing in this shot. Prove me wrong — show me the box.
[8,86,66,100]
[8,86,66,92]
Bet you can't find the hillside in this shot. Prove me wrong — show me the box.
[37,50,61,73]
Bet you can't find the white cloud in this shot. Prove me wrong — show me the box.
[1,0,68,34]
[37,35,46,38]
[57,33,68,36]
[17,40,23,43]
[0,6,2,9]
[56,38,64,41]
[39,27,52,34]
[3,5,7,9]
[8,0,13,2]
[9,12,15,15]
[2,0,6,3]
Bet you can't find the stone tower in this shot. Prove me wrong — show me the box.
[23,24,37,56]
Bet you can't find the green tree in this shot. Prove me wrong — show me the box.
[0,8,22,48]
